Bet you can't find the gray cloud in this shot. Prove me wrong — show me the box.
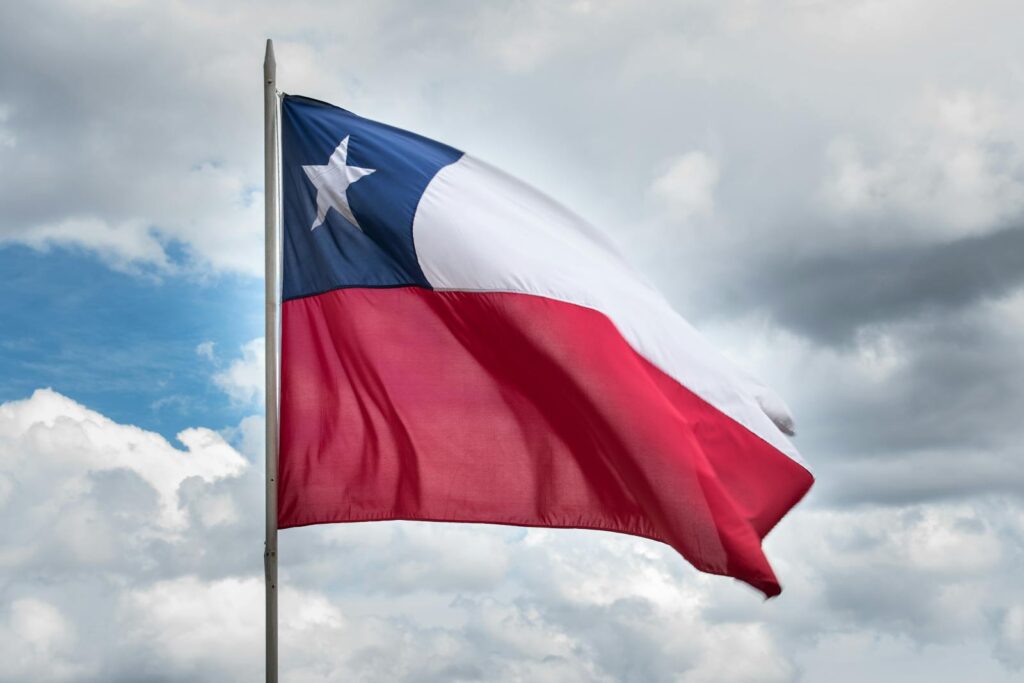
[710,223,1024,345]
[2,388,1024,682]
[3,0,1024,681]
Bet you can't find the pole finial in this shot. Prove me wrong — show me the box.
[264,39,276,82]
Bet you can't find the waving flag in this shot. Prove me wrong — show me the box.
[277,95,813,597]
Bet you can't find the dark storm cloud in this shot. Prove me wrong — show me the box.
[710,223,1024,346]
[817,452,1024,506]
[772,279,1024,507]
[669,217,1024,508]
[799,302,1024,454]
[3,1,1024,682]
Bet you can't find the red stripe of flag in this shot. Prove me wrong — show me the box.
[279,287,813,597]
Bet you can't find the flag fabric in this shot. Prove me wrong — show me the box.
[277,95,813,597]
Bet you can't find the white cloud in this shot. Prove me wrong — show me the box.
[3,1,1024,681]
[0,388,246,529]
[997,605,1024,669]
[122,577,268,680]
[822,90,1024,241]
[649,151,720,224]
[786,0,931,43]
[1,388,1024,681]
[1,0,1022,284]
[213,338,265,405]
[0,599,82,683]
[11,217,169,273]
[195,340,216,360]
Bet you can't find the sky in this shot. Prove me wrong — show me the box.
[1,0,1023,681]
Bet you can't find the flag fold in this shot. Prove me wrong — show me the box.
[278,95,813,597]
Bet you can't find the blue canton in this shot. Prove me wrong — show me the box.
[280,96,463,301]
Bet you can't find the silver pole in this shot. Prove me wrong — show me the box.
[263,38,280,683]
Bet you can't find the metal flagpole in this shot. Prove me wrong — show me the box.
[263,38,280,683]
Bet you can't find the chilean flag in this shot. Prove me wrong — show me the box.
[278,95,813,597]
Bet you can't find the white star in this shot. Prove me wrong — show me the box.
[302,135,376,231]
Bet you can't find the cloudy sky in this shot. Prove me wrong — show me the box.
[2,1,1023,681]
